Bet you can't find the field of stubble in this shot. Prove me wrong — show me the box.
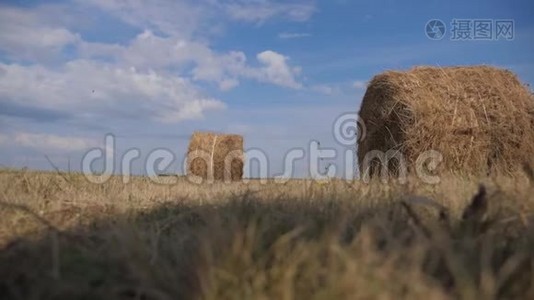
[1,168,534,299]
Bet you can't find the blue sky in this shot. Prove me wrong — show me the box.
[0,0,533,177]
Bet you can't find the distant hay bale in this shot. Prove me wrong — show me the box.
[187,131,244,182]
[358,65,534,176]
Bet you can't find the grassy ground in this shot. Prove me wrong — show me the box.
[0,168,533,299]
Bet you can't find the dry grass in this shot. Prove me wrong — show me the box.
[358,66,534,175]
[1,168,534,299]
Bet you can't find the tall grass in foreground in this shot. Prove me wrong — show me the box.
[0,169,533,299]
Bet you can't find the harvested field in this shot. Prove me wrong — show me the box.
[1,169,534,299]
[187,132,244,182]
[358,66,534,176]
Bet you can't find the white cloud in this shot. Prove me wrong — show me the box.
[79,0,316,38]
[77,41,124,62]
[0,0,306,133]
[7,132,97,152]
[218,78,241,91]
[79,0,205,38]
[0,61,225,123]
[0,2,305,98]
[79,31,303,90]
[256,50,302,89]
[191,49,248,89]
[0,7,80,61]
[159,98,226,123]
[311,84,339,95]
[0,133,8,144]
[194,49,303,90]
[278,32,312,39]
[222,0,316,23]
[353,80,367,90]
[79,30,218,71]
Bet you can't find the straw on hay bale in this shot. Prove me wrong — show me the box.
[187,131,244,181]
[358,65,534,176]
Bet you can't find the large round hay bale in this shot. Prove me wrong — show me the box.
[358,65,534,176]
[187,131,244,181]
